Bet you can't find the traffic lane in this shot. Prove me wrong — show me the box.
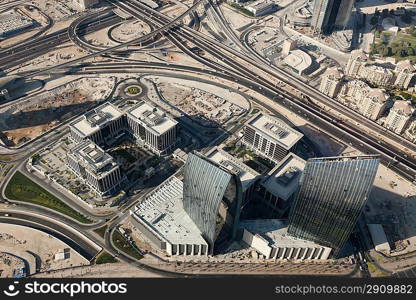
[0,214,99,260]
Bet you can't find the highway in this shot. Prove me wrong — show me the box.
[0,12,123,71]
[108,0,416,182]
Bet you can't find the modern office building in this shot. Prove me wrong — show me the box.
[69,102,125,146]
[253,153,306,218]
[205,146,260,206]
[130,176,209,256]
[358,88,389,121]
[240,219,332,260]
[394,60,415,89]
[130,151,243,256]
[126,101,178,155]
[385,100,415,134]
[67,140,124,198]
[288,155,380,256]
[183,152,243,253]
[311,0,355,33]
[319,67,343,98]
[242,113,303,163]
[245,0,276,17]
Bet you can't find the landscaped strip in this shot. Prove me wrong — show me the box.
[5,171,93,224]
[112,230,143,260]
[95,251,118,264]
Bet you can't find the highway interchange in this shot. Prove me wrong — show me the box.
[0,0,415,278]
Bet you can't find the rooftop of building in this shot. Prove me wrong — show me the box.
[391,100,415,116]
[70,140,118,175]
[70,102,123,138]
[350,49,368,61]
[246,113,304,150]
[205,147,259,192]
[130,176,208,246]
[308,154,380,163]
[239,219,332,250]
[283,49,313,73]
[396,60,415,72]
[261,152,305,201]
[127,101,178,135]
[367,88,389,103]
[323,67,343,80]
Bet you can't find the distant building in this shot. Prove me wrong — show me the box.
[288,155,379,256]
[339,79,370,106]
[126,101,178,155]
[205,146,260,205]
[130,151,244,256]
[311,0,355,34]
[360,65,394,87]
[69,101,178,156]
[183,152,243,253]
[283,49,313,75]
[345,50,368,78]
[240,219,332,260]
[385,100,415,134]
[73,0,99,10]
[242,113,303,163]
[358,88,389,121]
[282,39,297,56]
[345,50,415,89]
[245,0,276,17]
[394,60,415,89]
[0,12,37,39]
[255,153,306,218]
[67,140,124,198]
[69,102,124,146]
[319,67,343,98]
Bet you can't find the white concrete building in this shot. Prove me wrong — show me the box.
[240,219,332,260]
[360,65,394,87]
[319,67,343,98]
[69,102,124,146]
[245,0,276,17]
[283,49,313,75]
[345,49,368,77]
[67,140,124,198]
[339,79,370,106]
[130,176,209,256]
[394,60,415,89]
[126,101,178,155]
[205,146,260,205]
[257,153,306,218]
[358,88,389,121]
[73,0,99,10]
[385,100,415,134]
[242,113,303,163]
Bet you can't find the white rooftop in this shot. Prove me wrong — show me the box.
[240,219,332,249]
[127,101,178,135]
[70,102,123,137]
[261,153,306,201]
[247,113,304,150]
[131,176,208,246]
[70,140,118,177]
[205,147,259,192]
[283,49,312,73]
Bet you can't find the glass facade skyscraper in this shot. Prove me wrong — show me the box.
[288,155,379,256]
[311,0,355,33]
[183,152,243,254]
